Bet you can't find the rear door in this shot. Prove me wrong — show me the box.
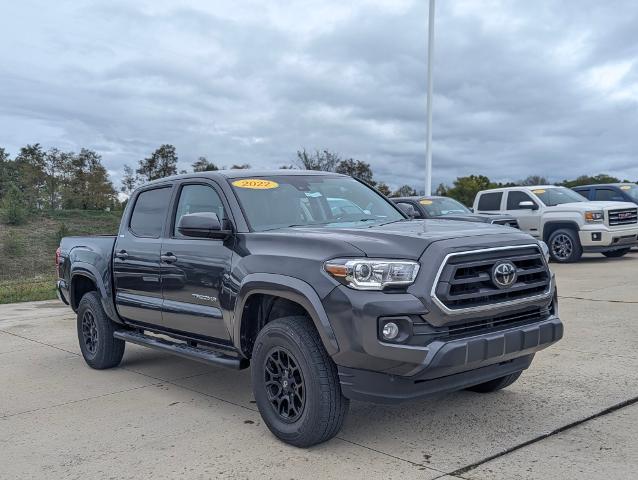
[113,185,173,324]
[159,180,235,340]
[504,190,541,237]
[475,191,504,213]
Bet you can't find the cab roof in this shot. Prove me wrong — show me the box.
[573,183,637,188]
[145,169,345,186]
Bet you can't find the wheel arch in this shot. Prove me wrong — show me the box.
[70,262,119,322]
[542,221,581,242]
[234,274,339,358]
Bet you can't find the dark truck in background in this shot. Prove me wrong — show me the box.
[57,170,563,447]
[392,195,520,227]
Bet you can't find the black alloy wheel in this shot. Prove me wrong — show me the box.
[264,347,306,422]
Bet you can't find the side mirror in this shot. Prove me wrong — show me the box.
[177,212,230,239]
[518,201,538,210]
[397,203,416,218]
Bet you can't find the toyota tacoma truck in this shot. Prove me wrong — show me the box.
[57,170,563,447]
[473,185,638,262]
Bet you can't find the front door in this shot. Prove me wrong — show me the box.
[505,190,541,237]
[160,182,234,340]
[113,185,173,324]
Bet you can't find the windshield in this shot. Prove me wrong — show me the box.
[230,175,404,231]
[620,185,638,201]
[532,187,587,206]
[420,197,471,216]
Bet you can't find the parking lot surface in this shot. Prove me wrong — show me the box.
[1,253,637,479]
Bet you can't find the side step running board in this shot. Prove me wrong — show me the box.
[114,330,249,370]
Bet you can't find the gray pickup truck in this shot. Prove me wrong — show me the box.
[56,170,563,447]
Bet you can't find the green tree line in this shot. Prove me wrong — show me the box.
[3,142,635,227]
[0,144,118,225]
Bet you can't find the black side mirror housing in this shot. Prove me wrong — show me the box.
[397,203,416,218]
[177,212,231,239]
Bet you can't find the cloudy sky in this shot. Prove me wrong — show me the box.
[1,0,637,190]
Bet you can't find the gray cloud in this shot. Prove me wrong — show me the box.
[1,0,637,191]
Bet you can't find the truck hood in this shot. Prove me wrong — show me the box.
[548,201,637,212]
[278,219,532,259]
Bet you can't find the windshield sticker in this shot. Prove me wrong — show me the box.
[419,199,433,205]
[532,189,546,194]
[304,191,322,198]
[620,185,631,190]
[232,179,279,190]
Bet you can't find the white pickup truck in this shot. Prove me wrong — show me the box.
[473,186,638,262]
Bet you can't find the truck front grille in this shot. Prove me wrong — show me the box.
[608,208,638,226]
[432,245,551,313]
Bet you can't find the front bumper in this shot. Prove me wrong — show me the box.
[579,224,638,249]
[338,315,562,404]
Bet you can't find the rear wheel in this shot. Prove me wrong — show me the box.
[548,228,582,263]
[602,248,631,258]
[77,292,125,369]
[251,316,349,447]
[466,371,522,393]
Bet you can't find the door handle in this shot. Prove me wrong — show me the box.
[115,250,129,260]
[161,253,177,263]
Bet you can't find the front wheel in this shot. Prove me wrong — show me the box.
[466,371,522,393]
[603,248,631,258]
[251,316,349,447]
[548,228,583,263]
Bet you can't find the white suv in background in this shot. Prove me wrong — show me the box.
[473,186,638,262]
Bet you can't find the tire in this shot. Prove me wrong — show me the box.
[548,228,583,263]
[77,291,125,369]
[602,248,631,258]
[466,371,523,393]
[251,316,349,447]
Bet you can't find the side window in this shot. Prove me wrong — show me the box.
[507,191,536,210]
[573,188,590,200]
[595,188,623,202]
[477,192,503,211]
[129,187,172,238]
[174,184,225,237]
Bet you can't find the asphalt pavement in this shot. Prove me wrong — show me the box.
[1,252,637,479]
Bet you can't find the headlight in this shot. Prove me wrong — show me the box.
[584,211,604,223]
[324,258,420,290]
[539,241,550,263]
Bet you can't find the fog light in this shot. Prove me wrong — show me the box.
[382,322,399,340]
[591,232,602,241]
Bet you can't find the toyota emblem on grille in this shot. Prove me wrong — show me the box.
[492,261,517,289]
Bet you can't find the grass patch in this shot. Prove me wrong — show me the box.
[2,209,122,303]
[0,278,57,304]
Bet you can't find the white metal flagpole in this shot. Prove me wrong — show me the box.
[425,0,435,196]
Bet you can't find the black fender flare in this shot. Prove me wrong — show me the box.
[233,273,339,356]
[70,262,119,322]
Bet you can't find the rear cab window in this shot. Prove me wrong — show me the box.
[129,187,172,238]
[477,192,503,211]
